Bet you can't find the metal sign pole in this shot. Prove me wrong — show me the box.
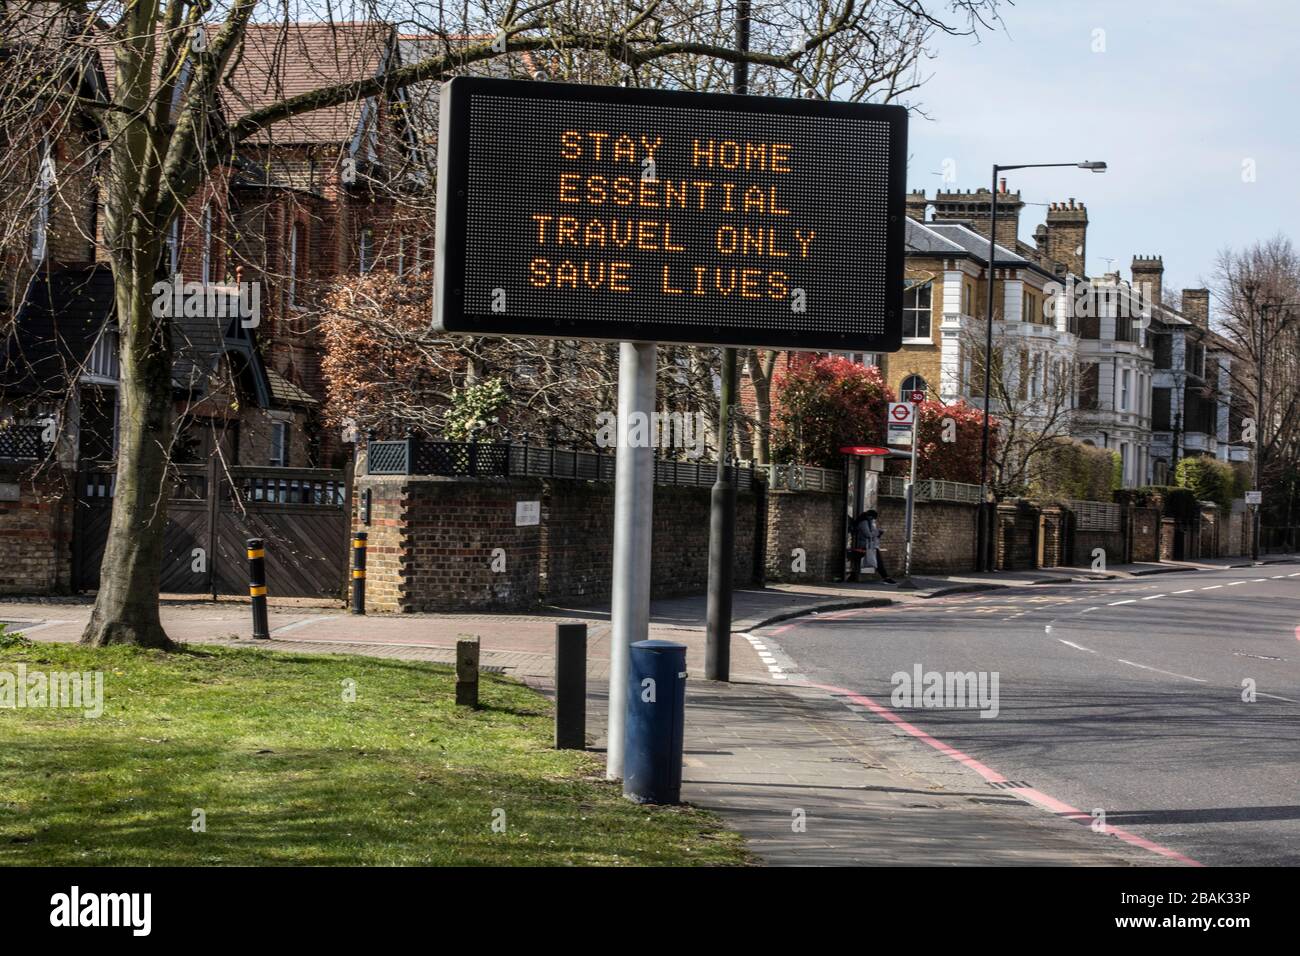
[904,404,919,578]
[606,341,657,781]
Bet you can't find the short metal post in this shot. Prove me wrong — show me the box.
[247,537,270,639]
[456,636,480,707]
[351,531,367,614]
[555,623,587,749]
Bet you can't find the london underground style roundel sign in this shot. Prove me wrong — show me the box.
[433,77,907,352]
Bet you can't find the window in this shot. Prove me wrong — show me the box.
[270,421,290,467]
[288,223,302,307]
[902,281,932,339]
[962,282,973,316]
[32,135,52,263]
[201,204,212,284]
[1078,363,1100,410]
[359,228,373,274]
[1120,368,1131,411]
[900,374,927,399]
[167,217,180,277]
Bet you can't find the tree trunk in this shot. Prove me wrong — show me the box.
[747,349,777,465]
[81,261,176,648]
[81,8,175,649]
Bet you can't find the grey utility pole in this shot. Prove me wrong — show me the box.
[704,0,749,682]
[606,341,657,780]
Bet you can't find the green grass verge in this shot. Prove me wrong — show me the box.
[0,640,751,866]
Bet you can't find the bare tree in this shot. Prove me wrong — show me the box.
[1,0,1000,648]
[1210,235,1300,522]
[962,322,1078,496]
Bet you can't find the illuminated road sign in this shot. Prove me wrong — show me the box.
[434,77,906,351]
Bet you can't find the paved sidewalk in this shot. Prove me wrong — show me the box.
[5,553,1294,865]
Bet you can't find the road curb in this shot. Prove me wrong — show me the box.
[743,597,895,631]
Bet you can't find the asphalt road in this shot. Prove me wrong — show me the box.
[759,561,1300,866]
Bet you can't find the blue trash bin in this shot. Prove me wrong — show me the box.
[623,639,687,804]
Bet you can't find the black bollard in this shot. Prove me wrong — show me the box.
[554,623,587,749]
[351,531,367,615]
[247,537,270,639]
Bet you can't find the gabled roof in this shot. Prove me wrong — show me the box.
[397,34,544,154]
[4,267,284,409]
[222,22,395,146]
[906,217,1056,280]
[266,367,317,406]
[1,264,115,397]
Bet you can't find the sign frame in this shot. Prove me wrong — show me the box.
[434,76,907,352]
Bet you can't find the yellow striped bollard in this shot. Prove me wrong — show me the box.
[351,531,367,615]
[247,537,270,639]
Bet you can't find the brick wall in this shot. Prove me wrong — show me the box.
[0,465,73,595]
[355,475,757,612]
[764,489,841,583]
[995,500,1040,570]
[1130,506,1161,562]
[1041,506,1065,566]
[875,497,977,574]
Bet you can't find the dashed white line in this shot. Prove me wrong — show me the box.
[1109,599,1137,606]
[1226,581,1246,587]
[1201,585,1223,590]
[1116,659,1208,682]
[1258,691,1300,704]
[1058,639,1095,653]
[1141,594,1166,600]
[1172,589,1195,594]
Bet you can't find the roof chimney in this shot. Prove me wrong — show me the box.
[905,189,928,222]
[1043,200,1089,276]
[1131,255,1163,309]
[1182,288,1210,327]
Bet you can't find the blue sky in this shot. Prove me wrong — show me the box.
[905,0,1299,298]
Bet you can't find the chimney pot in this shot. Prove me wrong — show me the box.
[999,177,1007,193]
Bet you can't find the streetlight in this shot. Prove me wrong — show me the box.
[976,161,1106,572]
[1251,300,1299,560]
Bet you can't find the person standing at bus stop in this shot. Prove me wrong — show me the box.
[849,509,896,584]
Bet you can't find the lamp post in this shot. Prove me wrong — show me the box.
[975,160,1107,571]
[1251,300,1299,560]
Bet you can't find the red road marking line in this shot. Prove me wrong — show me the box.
[804,679,1203,867]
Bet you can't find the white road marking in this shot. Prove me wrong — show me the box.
[1258,692,1300,704]
[1172,589,1195,594]
[1226,581,1246,587]
[1116,659,1207,682]
[270,615,341,636]
[1109,599,1137,606]
[4,619,72,635]
[1202,585,1223,590]
[1081,606,1101,614]
[1251,578,1267,583]
[1141,594,1166,600]
[1058,639,1095,653]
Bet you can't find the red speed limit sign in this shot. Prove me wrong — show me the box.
[909,389,925,404]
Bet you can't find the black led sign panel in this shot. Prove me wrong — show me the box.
[434,77,906,352]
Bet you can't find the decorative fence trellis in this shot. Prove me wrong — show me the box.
[879,475,982,504]
[768,462,844,494]
[366,439,760,492]
[0,423,47,461]
[1068,499,1122,532]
